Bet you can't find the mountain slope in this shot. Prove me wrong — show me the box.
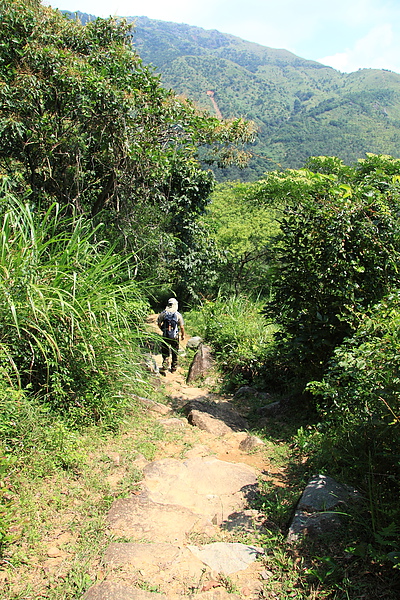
[65,12,400,179]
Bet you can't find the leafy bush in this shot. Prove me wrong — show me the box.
[0,386,84,471]
[253,156,400,382]
[308,292,400,461]
[186,295,276,388]
[308,291,400,532]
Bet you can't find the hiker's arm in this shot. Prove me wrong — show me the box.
[178,315,185,340]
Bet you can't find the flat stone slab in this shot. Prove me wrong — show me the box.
[186,344,214,383]
[239,435,265,452]
[186,336,203,349]
[83,582,167,600]
[107,496,216,543]
[142,457,258,524]
[104,542,211,590]
[83,581,241,600]
[221,509,266,534]
[287,474,361,542]
[104,542,181,568]
[187,542,264,575]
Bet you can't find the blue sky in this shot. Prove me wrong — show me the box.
[45,0,400,74]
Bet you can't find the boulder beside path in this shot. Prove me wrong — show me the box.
[287,474,361,543]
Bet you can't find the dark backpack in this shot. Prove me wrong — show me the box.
[162,311,179,339]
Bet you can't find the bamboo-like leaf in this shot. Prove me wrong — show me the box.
[0,195,148,420]
[0,343,21,388]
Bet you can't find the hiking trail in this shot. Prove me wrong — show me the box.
[82,315,286,600]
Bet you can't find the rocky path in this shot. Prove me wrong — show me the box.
[82,319,284,600]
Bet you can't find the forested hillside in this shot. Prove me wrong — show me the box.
[1,3,400,599]
[66,13,400,180]
[91,15,400,180]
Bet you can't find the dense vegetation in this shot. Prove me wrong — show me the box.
[1,2,400,598]
[189,154,400,593]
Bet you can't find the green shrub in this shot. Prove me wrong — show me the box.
[308,291,400,533]
[0,386,85,471]
[186,294,277,388]
[309,292,400,441]
[255,158,400,382]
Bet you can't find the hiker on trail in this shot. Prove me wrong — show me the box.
[157,298,185,374]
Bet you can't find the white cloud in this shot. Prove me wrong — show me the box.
[318,23,400,73]
[319,52,350,72]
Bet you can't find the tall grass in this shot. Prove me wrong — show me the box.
[0,197,150,427]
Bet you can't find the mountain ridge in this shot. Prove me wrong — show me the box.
[64,11,400,179]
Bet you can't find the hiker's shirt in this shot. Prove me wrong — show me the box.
[157,310,184,339]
